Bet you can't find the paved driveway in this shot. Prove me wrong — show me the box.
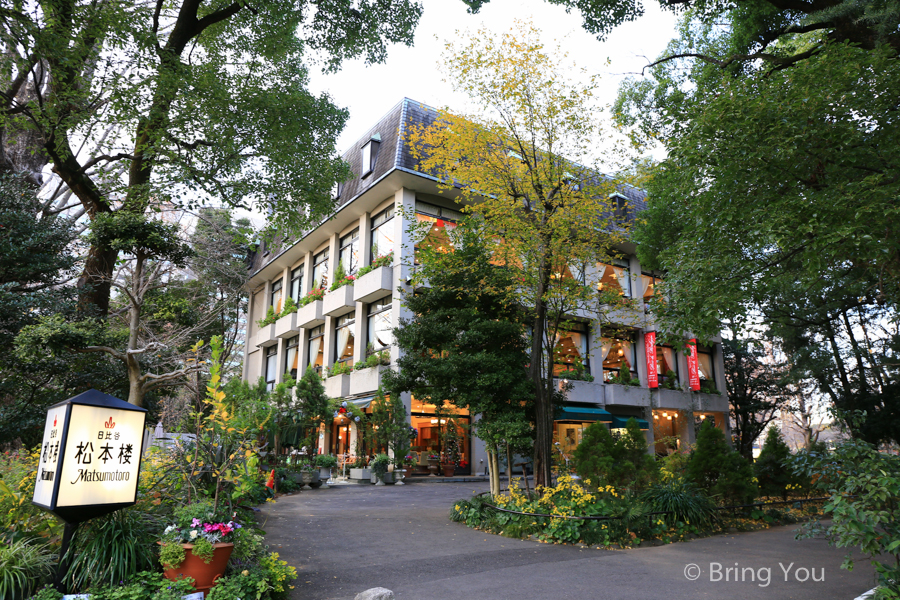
[257,481,876,600]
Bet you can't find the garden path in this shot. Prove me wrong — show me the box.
[258,481,875,600]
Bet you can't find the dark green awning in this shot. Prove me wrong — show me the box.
[609,415,650,430]
[558,406,613,422]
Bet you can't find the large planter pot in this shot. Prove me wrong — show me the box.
[300,470,319,490]
[349,467,371,481]
[162,542,234,595]
[442,464,455,477]
[318,467,332,481]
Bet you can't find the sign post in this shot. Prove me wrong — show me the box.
[32,389,147,591]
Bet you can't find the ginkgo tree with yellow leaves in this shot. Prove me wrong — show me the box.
[406,21,637,488]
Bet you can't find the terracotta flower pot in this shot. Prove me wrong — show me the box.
[162,542,234,594]
[442,464,455,477]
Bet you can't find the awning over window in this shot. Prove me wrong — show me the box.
[557,406,613,422]
[350,396,376,409]
[610,415,650,430]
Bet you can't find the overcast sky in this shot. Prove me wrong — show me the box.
[307,0,679,154]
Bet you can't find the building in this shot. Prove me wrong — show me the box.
[241,98,731,474]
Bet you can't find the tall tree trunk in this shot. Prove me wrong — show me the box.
[530,261,553,489]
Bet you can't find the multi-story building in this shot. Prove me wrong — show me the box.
[242,98,730,475]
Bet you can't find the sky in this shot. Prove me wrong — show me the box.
[307,0,679,154]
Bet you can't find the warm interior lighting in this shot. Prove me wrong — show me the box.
[699,415,706,420]
[653,414,659,419]
[666,416,672,420]
[662,412,668,417]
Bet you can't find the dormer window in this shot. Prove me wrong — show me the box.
[361,134,381,177]
[611,193,628,220]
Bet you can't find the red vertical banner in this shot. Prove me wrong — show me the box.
[644,332,658,389]
[686,338,701,391]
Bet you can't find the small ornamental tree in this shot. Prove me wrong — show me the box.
[754,427,795,501]
[573,418,656,492]
[686,420,757,505]
[295,366,334,465]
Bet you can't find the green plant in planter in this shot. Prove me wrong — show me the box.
[660,369,679,390]
[371,453,390,482]
[256,305,277,328]
[357,252,394,278]
[610,368,640,387]
[329,261,356,291]
[315,454,338,469]
[354,345,390,370]
[329,362,353,376]
[190,537,216,564]
[298,286,325,307]
[279,296,298,316]
[699,380,721,394]
[159,541,187,570]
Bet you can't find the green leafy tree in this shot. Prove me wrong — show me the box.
[406,21,631,488]
[384,225,535,497]
[573,419,657,492]
[686,420,757,504]
[295,365,334,465]
[0,0,425,315]
[754,427,795,501]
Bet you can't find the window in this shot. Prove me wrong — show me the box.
[367,297,392,351]
[339,229,360,276]
[370,206,395,261]
[640,273,663,303]
[361,135,381,176]
[697,345,715,386]
[559,261,586,284]
[332,181,343,200]
[269,279,283,313]
[284,335,299,380]
[289,266,304,302]
[601,331,637,382]
[334,313,355,366]
[307,325,324,374]
[597,260,631,297]
[657,345,678,385]
[264,345,278,391]
[612,193,628,220]
[312,249,328,290]
[414,202,461,263]
[553,322,589,376]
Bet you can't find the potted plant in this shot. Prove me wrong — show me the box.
[371,453,391,485]
[158,501,241,595]
[299,462,319,489]
[315,453,338,481]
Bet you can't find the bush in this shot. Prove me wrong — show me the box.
[29,571,196,600]
[0,539,54,600]
[639,481,717,529]
[686,420,757,505]
[754,427,795,500]
[371,453,390,482]
[315,454,337,469]
[573,419,657,492]
[64,508,159,591]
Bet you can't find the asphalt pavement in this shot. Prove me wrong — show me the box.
[257,480,877,600]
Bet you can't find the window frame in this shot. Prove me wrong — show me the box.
[361,137,381,177]
[289,266,304,302]
[553,321,590,375]
[370,206,395,262]
[366,297,393,352]
[284,335,300,381]
[269,279,283,313]
[264,345,278,391]
[334,313,356,366]
[312,248,329,290]
[307,325,325,374]
[339,228,360,276]
[601,329,638,383]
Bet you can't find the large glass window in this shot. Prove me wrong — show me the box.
[370,206,395,261]
[264,345,278,391]
[334,313,355,367]
[284,335,299,380]
[289,266,303,302]
[597,261,631,297]
[367,297,392,351]
[338,229,360,276]
[269,279,283,313]
[312,249,328,290]
[697,345,715,386]
[414,202,461,263]
[657,345,678,385]
[601,331,637,383]
[640,273,663,303]
[307,325,324,374]
[553,322,589,376]
[361,138,380,176]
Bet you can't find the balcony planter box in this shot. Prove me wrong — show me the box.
[696,391,728,413]
[556,379,604,404]
[604,383,651,407]
[349,364,389,396]
[296,299,324,328]
[274,312,298,338]
[655,388,693,411]
[353,266,394,304]
[349,468,371,482]
[324,373,351,398]
[254,324,276,348]
[323,284,355,317]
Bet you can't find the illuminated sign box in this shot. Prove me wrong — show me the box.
[32,389,148,523]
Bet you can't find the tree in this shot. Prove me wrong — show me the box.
[724,336,797,460]
[573,419,657,492]
[0,0,425,315]
[754,427,794,501]
[295,365,334,464]
[406,21,630,488]
[686,420,757,504]
[383,225,535,497]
